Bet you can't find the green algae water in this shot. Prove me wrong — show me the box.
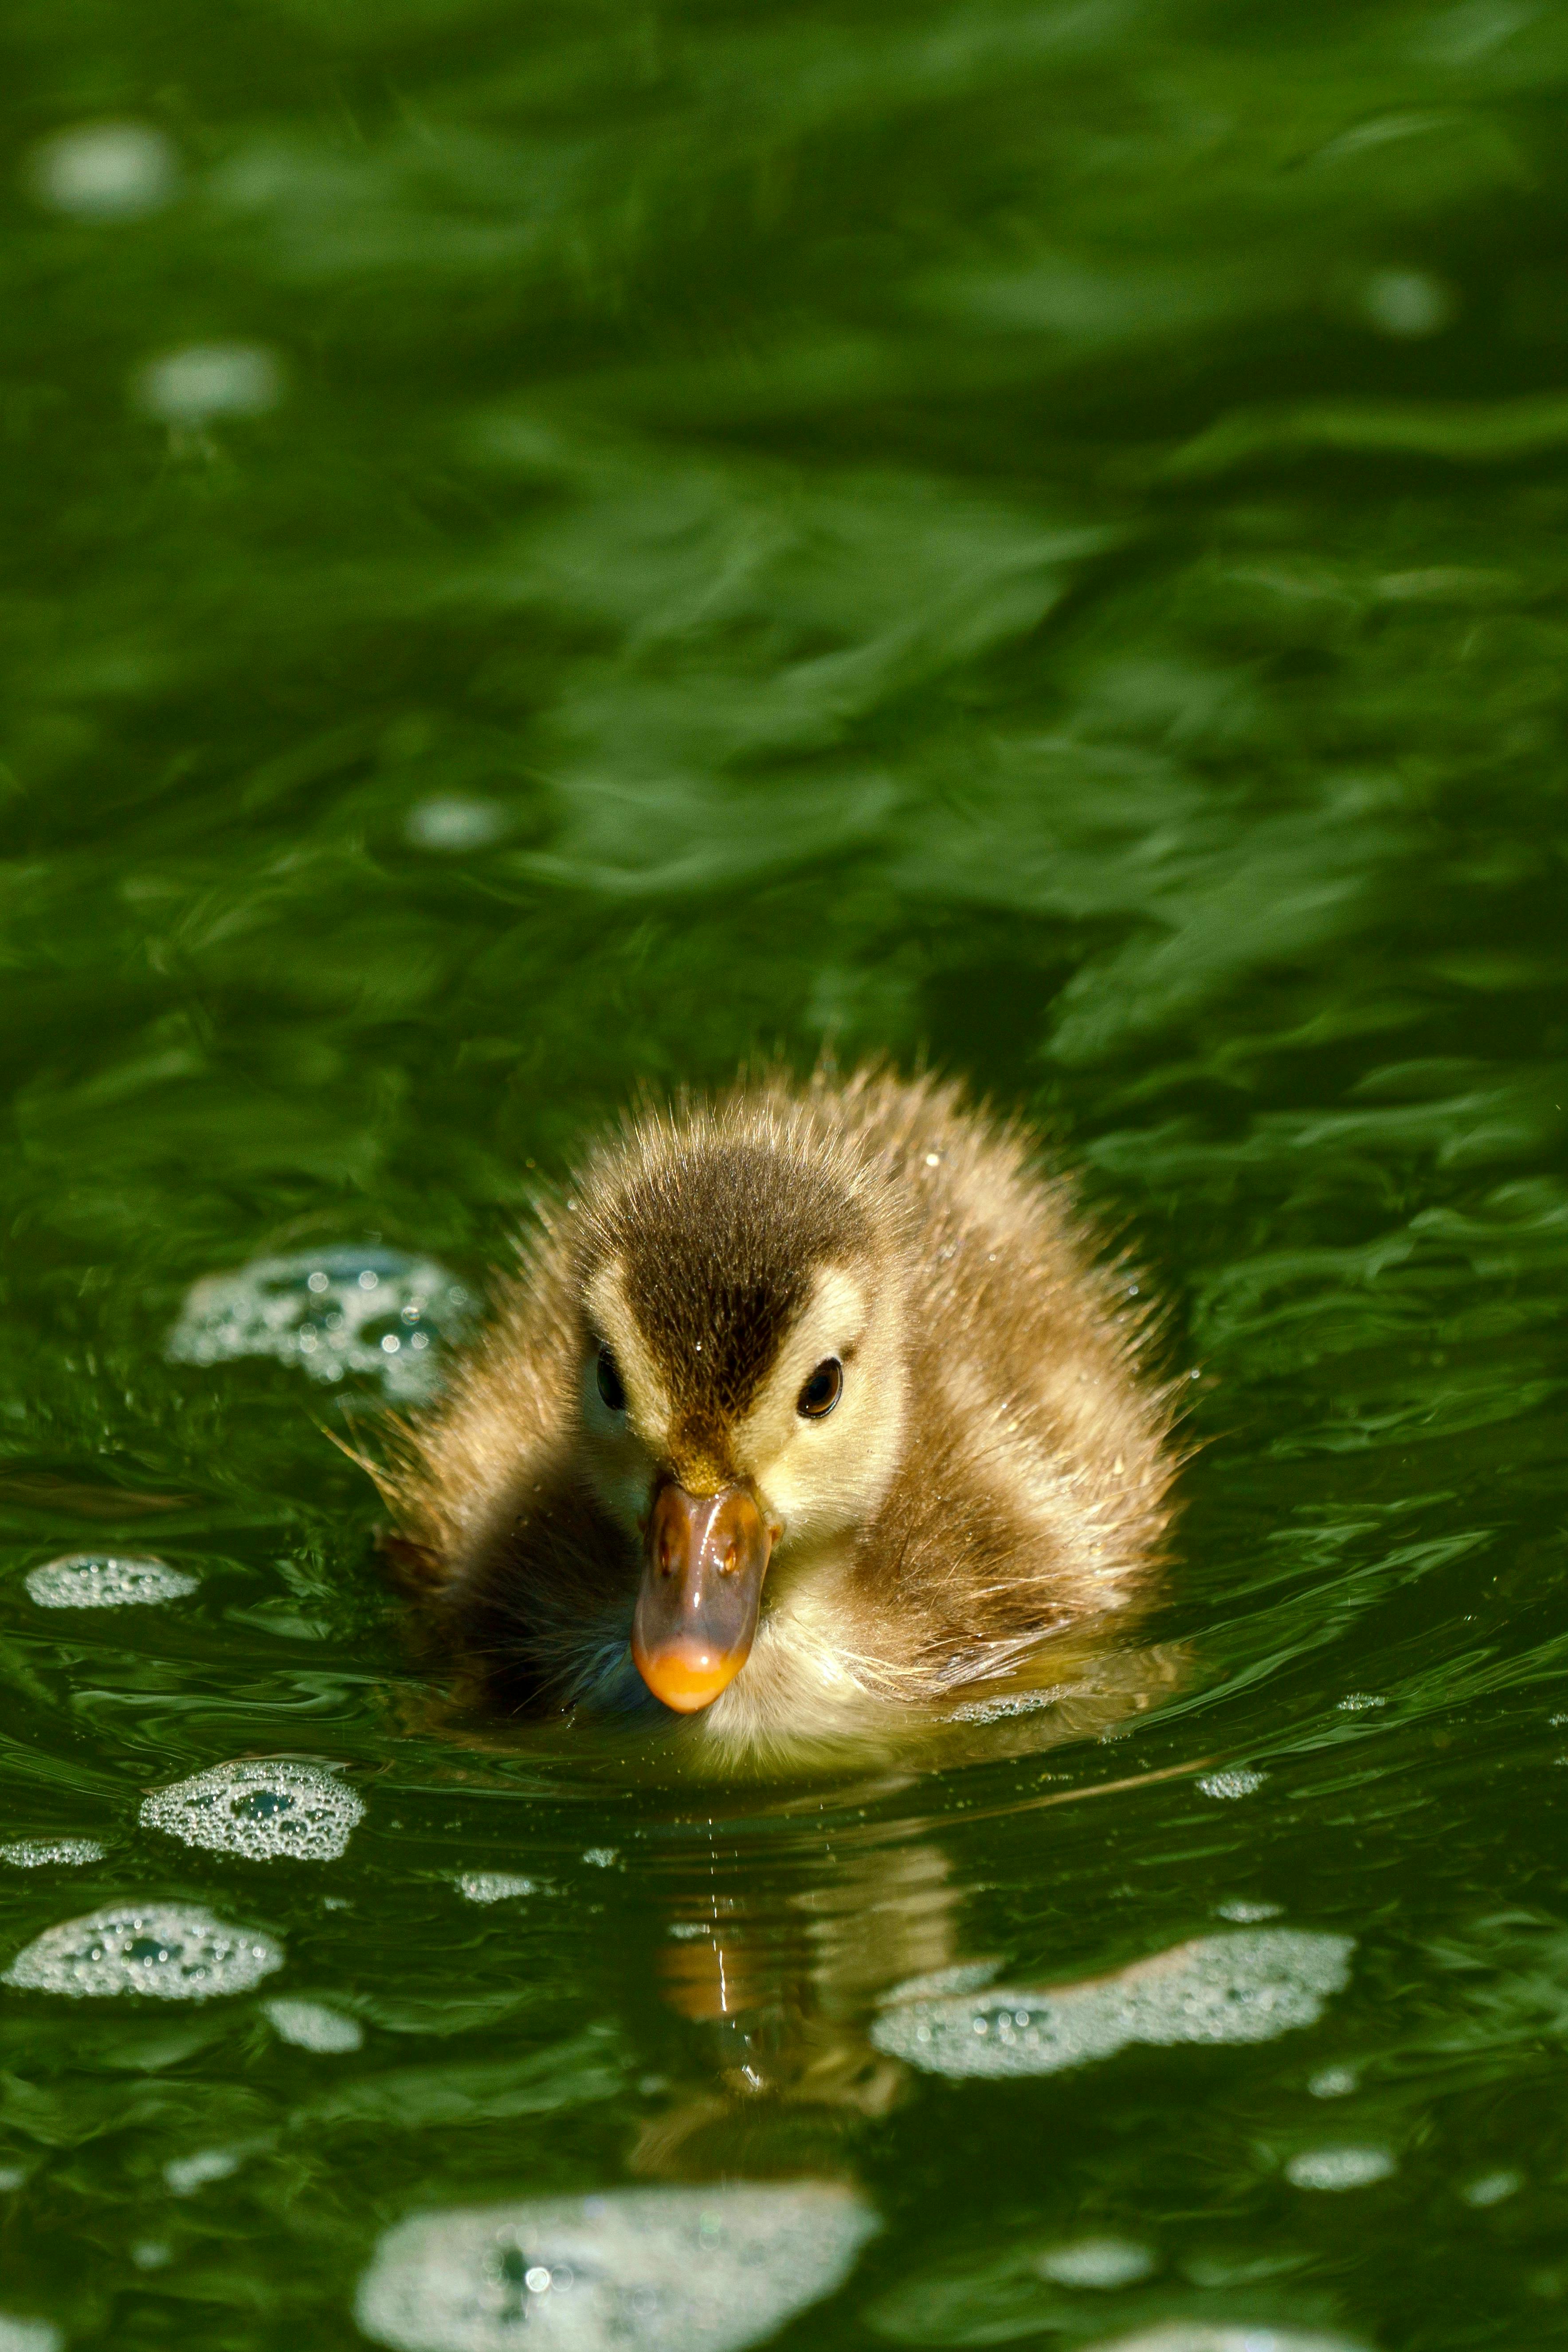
[4,0,1568,2344]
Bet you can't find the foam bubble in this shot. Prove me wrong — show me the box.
[457,1873,536,1905]
[167,1246,472,1402]
[950,1686,1066,1724]
[141,1760,364,1862]
[1285,2146,1396,2191]
[1215,1901,1282,1923]
[1082,2331,1366,2352]
[872,1929,1354,2080]
[0,1839,106,1868]
[1461,2169,1521,2207]
[582,1848,619,1869]
[24,1554,198,1610]
[405,797,508,851]
[355,2181,879,2352]
[25,120,177,219]
[165,2148,241,2196]
[1037,2239,1156,2288]
[1336,1693,1386,1713]
[0,2317,62,2352]
[1362,269,1455,340]
[265,1997,364,2052]
[134,343,283,425]
[1307,2065,1357,2098]
[4,1902,283,2001]
[1196,1769,1267,1800]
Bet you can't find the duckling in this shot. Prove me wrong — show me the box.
[384,1066,1177,1760]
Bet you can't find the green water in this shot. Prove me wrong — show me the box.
[5,0,1568,2343]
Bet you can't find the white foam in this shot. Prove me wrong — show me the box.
[1336,1694,1386,1713]
[1083,2331,1366,2352]
[141,1760,364,1862]
[1307,2066,1357,2098]
[135,343,283,425]
[0,1839,106,1868]
[1362,269,1454,340]
[356,2182,879,2352]
[457,1874,536,1905]
[25,120,177,219]
[0,2317,62,2352]
[265,1997,364,2052]
[582,1849,619,1869]
[1215,1901,1282,1923]
[950,1686,1066,1724]
[872,1929,1354,2079]
[4,1902,282,2001]
[165,2148,241,2196]
[1037,2239,1156,2288]
[1196,1769,1267,1800]
[1461,2169,1521,2207]
[1285,2147,1395,2191]
[167,1246,471,1401]
[406,798,508,851]
[25,1554,198,1609]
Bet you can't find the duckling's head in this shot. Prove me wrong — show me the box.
[570,1104,908,1715]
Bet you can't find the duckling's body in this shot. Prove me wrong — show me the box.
[388,1068,1176,1763]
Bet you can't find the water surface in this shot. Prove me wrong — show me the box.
[4,1,1568,2346]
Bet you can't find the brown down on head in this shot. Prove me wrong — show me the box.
[376,1064,1181,1765]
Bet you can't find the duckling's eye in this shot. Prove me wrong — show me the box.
[797,1357,843,1419]
[596,1345,627,1414]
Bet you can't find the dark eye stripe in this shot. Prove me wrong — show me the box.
[596,1345,627,1413]
[796,1357,843,1419]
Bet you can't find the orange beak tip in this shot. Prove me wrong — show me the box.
[631,1637,745,1715]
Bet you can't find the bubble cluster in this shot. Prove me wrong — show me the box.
[872,1929,1354,2080]
[1196,1768,1267,1800]
[165,2148,241,2196]
[1361,268,1455,339]
[134,343,283,426]
[141,1760,365,1862]
[1086,2331,1366,2352]
[950,1686,1065,1724]
[24,1555,198,1610]
[24,119,178,218]
[1461,2170,1521,2208]
[265,1997,364,2052]
[167,1247,472,1401]
[1036,2238,1155,2288]
[1215,1900,1282,1923]
[0,1839,106,1868]
[0,2316,61,2352]
[406,797,509,851]
[1284,2146,1396,2191]
[356,2182,879,2352]
[4,1902,283,2001]
[457,1873,536,1905]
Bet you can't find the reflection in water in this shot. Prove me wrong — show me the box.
[6,0,1568,2337]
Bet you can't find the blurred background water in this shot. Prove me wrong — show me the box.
[4,0,1568,2346]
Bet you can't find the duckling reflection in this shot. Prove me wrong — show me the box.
[381,1066,1180,1768]
[616,1633,1184,2179]
[631,1835,961,2179]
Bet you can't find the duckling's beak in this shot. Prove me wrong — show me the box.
[633,1482,773,1713]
